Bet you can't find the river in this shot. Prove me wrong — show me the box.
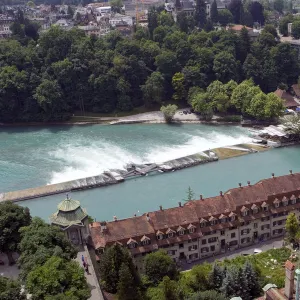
[1,124,300,221]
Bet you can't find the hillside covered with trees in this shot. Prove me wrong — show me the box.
[0,5,298,122]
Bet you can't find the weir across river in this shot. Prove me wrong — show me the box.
[0,143,268,203]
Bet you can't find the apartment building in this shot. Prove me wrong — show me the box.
[0,15,13,39]
[90,172,300,272]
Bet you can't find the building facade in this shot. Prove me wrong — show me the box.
[0,15,13,39]
[90,172,300,272]
[50,195,90,245]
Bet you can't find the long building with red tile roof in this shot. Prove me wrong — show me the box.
[89,172,300,271]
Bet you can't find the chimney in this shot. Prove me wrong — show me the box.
[178,202,182,207]
[247,181,251,186]
[220,191,223,196]
[290,170,293,175]
[200,195,203,200]
[284,260,295,300]
[113,216,117,221]
[238,183,242,188]
[146,213,150,222]
[272,173,275,178]
[100,221,107,233]
[159,205,163,211]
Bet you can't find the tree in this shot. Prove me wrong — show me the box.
[141,72,165,107]
[218,9,233,26]
[18,217,77,279]
[26,256,90,300]
[191,92,213,120]
[185,186,195,202]
[110,0,123,13]
[187,290,227,300]
[208,263,224,291]
[0,276,26,300]
[262,24,278,39]
[213,51,239,83]
[195,0,207,28]
[292,20,300,39]
[210,0,218,23]
[172,72,186,101]
[0,202,31,264]
[246,91,267,119]
[148,7,159,39]
[99,244,140,293]
[264,93,284,119]
[249,1,264,25]
[155,50,179,80]
[285,213,299,242]
[144,250,178,285]
[161,276,180,300]
[160,104,178,123]
[228,0,243,24]
[279,15,293,36]
[238,27,251,62]
[281,114,300,136]
[117,263,141,300]
[177,11,189,33]
[274,0,284,13]
[242,261,260,298]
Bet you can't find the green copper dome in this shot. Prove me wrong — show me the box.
[50,195,87,228]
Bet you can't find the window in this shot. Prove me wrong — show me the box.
[200,222,206,228]
[178,230,185,236]
[242,210,248,216]
[241,237,251,244]
[167,250,176,255]
[220,230,225,236]
[202,239,207,245]
[179,243,184,249]
[192,238,197,242]
[253,207,258,214]
[210,220,216,226]
[208,237,217,243]
[168,232,174,238]
[201,247,209,253]
[231,216,235,222]
[263,206,268,212]
[291,199,297,205]
[229,240,238,246]
[210,245,215,251]
[157,234,163,240]
[220,217,227,223]
[254,223,258,229]
[188,245,198,251]
[231,232,236,238]
[189,227,195,233]
[274,202,280,208]
[142,239,150,246]
[189,253,198,260]
[128,243,137,249]
[283,200,288,207]
[261,217,270,221]
[241,229,250,235]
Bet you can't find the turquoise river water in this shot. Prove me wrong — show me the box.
[1,124,300,221]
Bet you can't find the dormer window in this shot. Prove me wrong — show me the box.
[241,206,249,217]
[261,202,268,212]
[231,216,235,221]
[177,226,185,236]
[273,198,280,208]
[200,218,207,228]
[141,235,151,246]
[219,214,227,223]
[127,238,137,249]
[282,197,288,207]
[291,195,297,205]
[178,230,185,236]
[209,216,217,226]
[187,224,196,233]
[166,228,175,238]
[251,204,258,214]
[156,230,164,240]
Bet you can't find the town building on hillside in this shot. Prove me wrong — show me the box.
[227,24,260,41]
[50,195,89,245]
[274,88,300,110]
[0,14,13,39]
[78,23,110,37]
[89,172,300,272]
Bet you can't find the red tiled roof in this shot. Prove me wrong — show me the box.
[285,260,295,271]
[229,25,252,31]
[292,84,300,97]
[90,173,300,249]
[274,88,299,108]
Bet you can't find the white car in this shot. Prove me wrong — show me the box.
[254,248,262,254]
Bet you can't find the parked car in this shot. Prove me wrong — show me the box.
[254,248,262,254]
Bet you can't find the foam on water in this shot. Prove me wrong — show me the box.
[48,129,251,184]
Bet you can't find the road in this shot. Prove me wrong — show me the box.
[181,237,284,271]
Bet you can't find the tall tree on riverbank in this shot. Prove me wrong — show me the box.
[0,202,31,265]
[195,0,207,28]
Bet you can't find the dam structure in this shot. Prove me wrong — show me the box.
[0,143,268,203]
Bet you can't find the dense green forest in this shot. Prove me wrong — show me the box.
[0,6,299,122]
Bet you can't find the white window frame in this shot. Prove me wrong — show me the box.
[189,227,195,233]
[210,220,216,226]
[128,242,136,249]
[283,200,288,207]
[142,239,150,246]
[178,230,185,236]
[190,245,197,251]
[168,232,174,238]
[242,210,248,216]
[157,234,163,240]
[274,202,279,208]
[291,199,296,205]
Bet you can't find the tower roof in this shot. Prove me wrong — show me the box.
[50,195,88,228]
